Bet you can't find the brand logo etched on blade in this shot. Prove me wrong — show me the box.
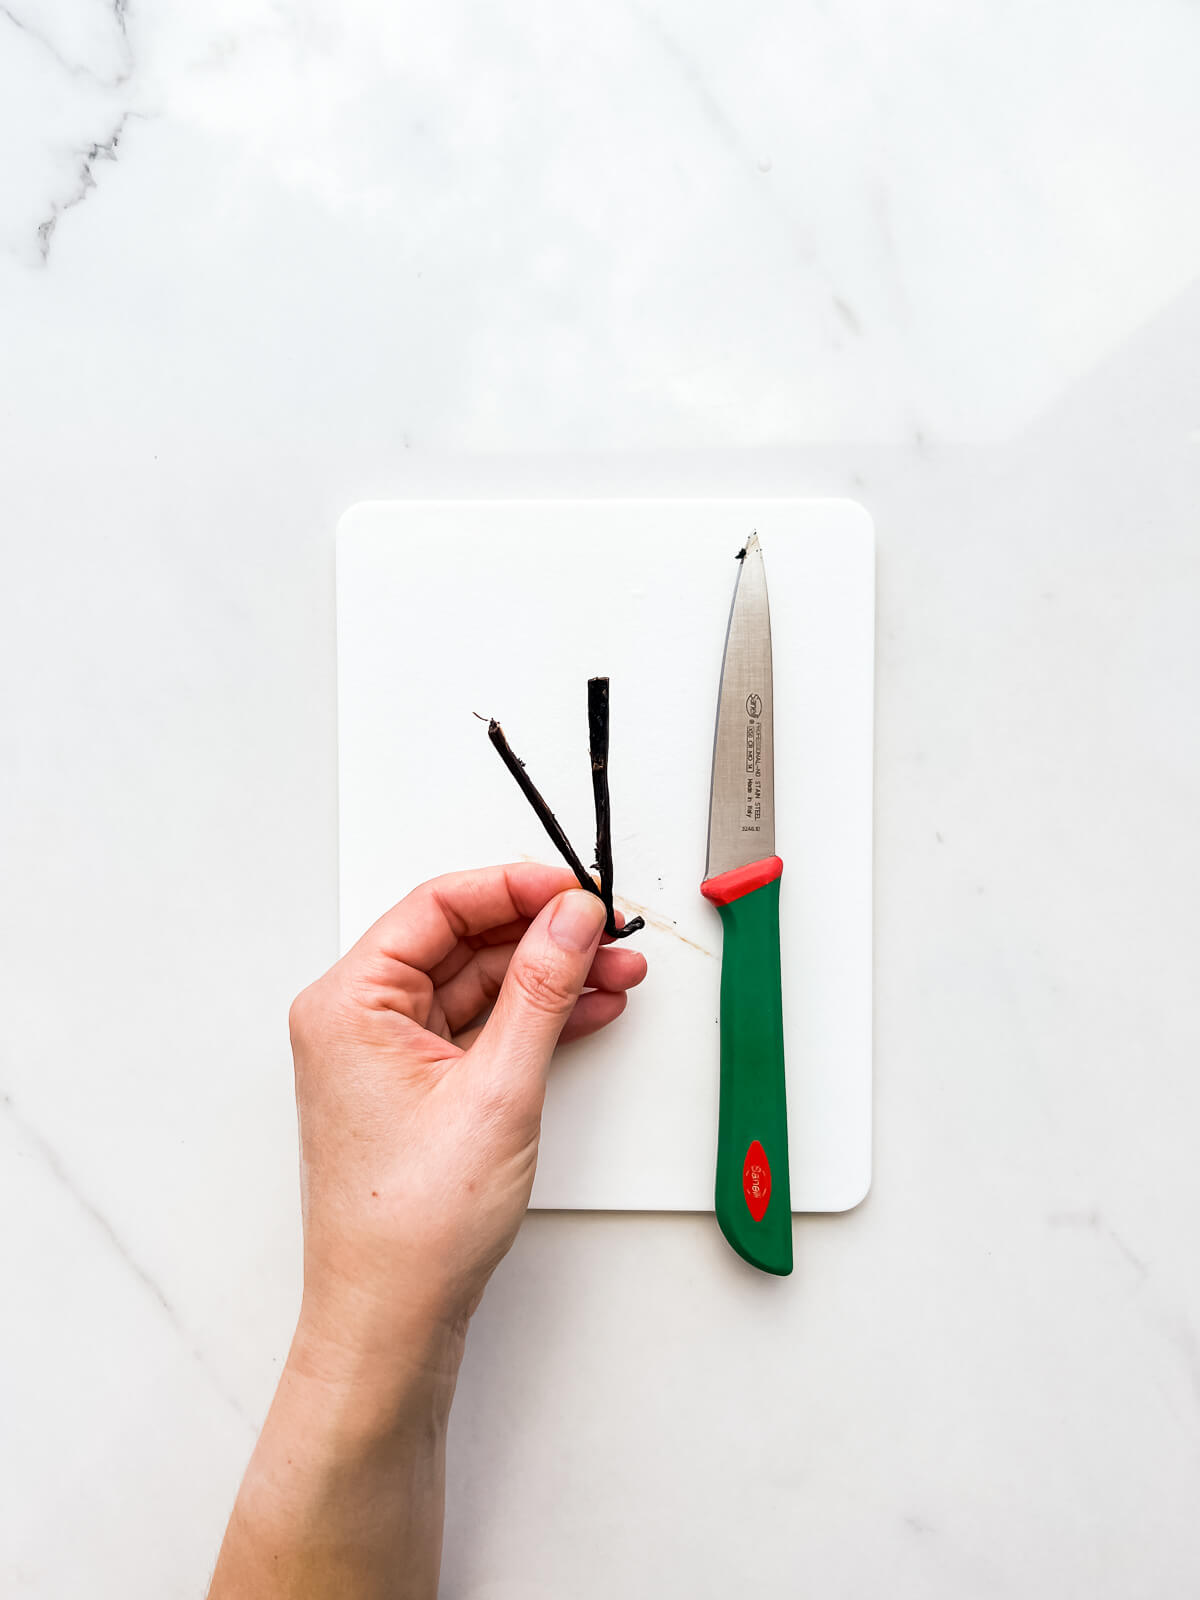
[742,1140,771,1221]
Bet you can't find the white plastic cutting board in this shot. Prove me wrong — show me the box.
[337,500,873,1211]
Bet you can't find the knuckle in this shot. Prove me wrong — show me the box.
[288,980,325,1046]
[473,1069,516,1123]
[472,1067,541,1142]
[510,954,574,1016]
[287,987,312,1044]
[348,956,433,1023]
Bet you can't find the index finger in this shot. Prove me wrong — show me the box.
[353,862,585,975]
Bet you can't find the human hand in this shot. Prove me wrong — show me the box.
[288,862,647,1379]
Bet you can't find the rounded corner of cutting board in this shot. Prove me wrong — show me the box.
[335,501,389,549]
[824,497,876,554]
[813,1162,873,1215]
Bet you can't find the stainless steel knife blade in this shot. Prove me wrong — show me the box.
[705,532,775,879]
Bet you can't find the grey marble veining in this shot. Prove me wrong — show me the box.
[2,2,1200,1595]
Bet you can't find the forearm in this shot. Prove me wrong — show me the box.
[209,1312,463,1600]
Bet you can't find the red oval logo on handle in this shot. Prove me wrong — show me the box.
[742,1140,771,1221]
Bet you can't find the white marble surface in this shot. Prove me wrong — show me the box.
[2,3,1199,1596]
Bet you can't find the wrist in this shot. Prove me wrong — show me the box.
[213,1311,458,1598]
[288,1293,465,1444]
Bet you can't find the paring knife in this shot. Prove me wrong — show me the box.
[701,533,792,1276]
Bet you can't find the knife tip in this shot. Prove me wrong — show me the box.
[736,530,761,561]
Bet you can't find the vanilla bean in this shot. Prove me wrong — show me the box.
[588,677,644,941]
[482,699,645,942]
[588,677,614,926]
[484,718,599,899]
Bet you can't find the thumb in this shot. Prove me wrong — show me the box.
[474,888,608,1092]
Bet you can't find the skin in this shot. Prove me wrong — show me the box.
[208,863,647,1599]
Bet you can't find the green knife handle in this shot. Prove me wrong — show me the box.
[702,856,792,1276]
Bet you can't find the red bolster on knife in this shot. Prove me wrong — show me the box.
[700,855,784,906]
